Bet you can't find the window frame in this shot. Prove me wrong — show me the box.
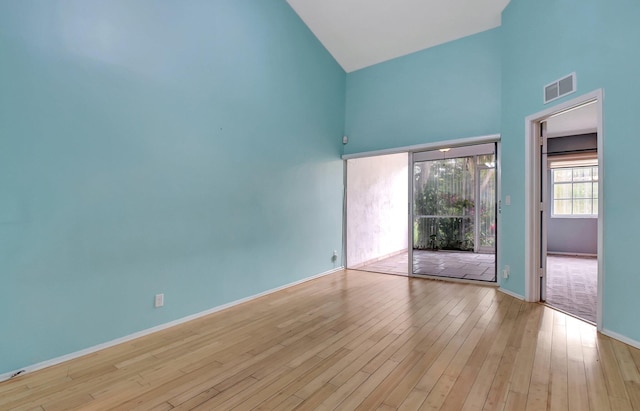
[550,162,598,218]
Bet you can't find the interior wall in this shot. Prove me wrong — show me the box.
[500,0,640,341]
[346,153,408,268]
[546,134,598,255]
[0,0,346,375]
[343,28,501,155]
[547,217,597,255]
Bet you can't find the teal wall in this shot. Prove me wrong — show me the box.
[3,0,640,377]
[344,28,501,155]
[500,0,640,341]
[0,0,346,374]
[344,0,640,344]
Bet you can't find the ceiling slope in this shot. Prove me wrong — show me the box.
[287,0,510,73]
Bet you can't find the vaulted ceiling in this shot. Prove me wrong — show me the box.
[287,0,511,73]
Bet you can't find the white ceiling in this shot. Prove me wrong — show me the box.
[287,0,511,73]
[546,102,598,138]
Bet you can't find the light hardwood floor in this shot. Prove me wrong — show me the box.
[2,270,640,410]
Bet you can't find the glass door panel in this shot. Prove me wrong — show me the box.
[478,167,496,252]
[411,145,496,282]
[413,157,475,252]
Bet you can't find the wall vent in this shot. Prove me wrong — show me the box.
[544,73,576,104]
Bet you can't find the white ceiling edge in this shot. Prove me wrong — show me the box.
[287,0,510,73]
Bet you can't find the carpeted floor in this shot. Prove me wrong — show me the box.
[546,254,597,323]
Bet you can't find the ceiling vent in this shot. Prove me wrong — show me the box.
[544,73,576,104]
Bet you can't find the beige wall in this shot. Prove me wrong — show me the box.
[346,153,408,268]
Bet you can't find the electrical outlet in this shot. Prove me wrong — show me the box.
[331,250,338,262]
[154,293,164,308]
[502,265,510,279]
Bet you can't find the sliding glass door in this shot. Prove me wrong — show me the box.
[477,158,496,253]
[411,144,496,282]
[413,157,475,252]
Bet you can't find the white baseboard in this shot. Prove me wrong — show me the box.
[0,266,344,383]
[498,287,525,300]
[601,328,640,350]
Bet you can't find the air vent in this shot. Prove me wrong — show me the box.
[544,73,576,104]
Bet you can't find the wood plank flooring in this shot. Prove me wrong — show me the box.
[2,269,640,410]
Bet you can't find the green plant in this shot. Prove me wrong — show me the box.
[413,158,475,251]
[429,234,438,250]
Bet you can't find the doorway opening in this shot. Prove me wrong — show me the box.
[345,153,409,276]
[525,90,603,327]
[410,143,497,282]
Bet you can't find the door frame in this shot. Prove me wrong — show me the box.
[524,89,604,328]
[476,162,497,254]
[340,134,501,277]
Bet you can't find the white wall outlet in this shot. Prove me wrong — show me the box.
[332,250,338,262]
[502,265,510,279]
[342,135,348,144]
[154,293,164,308]
[505,195,511,206]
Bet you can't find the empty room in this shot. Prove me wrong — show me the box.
[2,0,640,410]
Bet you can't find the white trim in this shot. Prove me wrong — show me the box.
[596,92,604,330]
[525,112,532,302]
[525,89,604,330]
[498,287,525,300]
[341,134,501,160]
[408,153,414,277]
[0,267,344,383]
[342,160,348,269]
[496,141,502,288]
[601,329,640,351]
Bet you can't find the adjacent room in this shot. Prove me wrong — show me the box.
[2,0,640,409]
[346,144,497,283]
[346,153,409,276]
[543,103,599,324]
